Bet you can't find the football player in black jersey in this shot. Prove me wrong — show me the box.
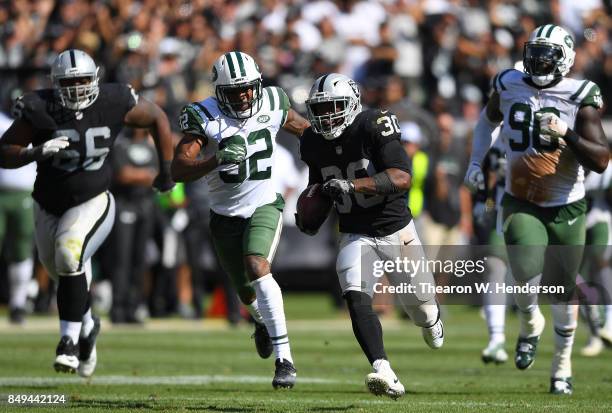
[0,49,175,377]
[298,73,444,399]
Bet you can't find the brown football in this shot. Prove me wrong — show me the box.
[296,183,333,235]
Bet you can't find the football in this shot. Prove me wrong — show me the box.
[296,183,333,235]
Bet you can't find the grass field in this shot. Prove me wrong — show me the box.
[1,294,611,412]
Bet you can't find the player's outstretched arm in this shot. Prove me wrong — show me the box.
[352,168,411,194]
[282,108,310,137]
[464,92,503,193]
[0,119,69,168]
[566,106,608,173]
[171,133,219,182]
[123,97,175,191]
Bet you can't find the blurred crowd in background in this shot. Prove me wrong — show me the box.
[0,0,611,324]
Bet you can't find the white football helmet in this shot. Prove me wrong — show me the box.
[51,49,100,110]
[212,52,263,119]
[306,73,362,140]
[523,24,575,87]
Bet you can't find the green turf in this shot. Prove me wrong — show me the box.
[0,294,611,412]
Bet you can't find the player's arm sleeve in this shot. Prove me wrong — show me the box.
[178,104,209,144]
[269,86,291,126]
[120,83,139,113]
[579,83,604,110]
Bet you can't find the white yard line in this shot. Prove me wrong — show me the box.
[0,375,352,386]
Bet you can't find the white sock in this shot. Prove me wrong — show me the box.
[8,258,33,309]
[373,359,392,374]
[81,308,95,337]
[251,274,292,363]
[551,304,577,378]
[605,305,612,330]
[246,299,264,324]
[484,305,506,344]
[60,320,82,344]
[513,275,541,314]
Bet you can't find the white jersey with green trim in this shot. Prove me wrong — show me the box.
[492,69,603,207]
[179,86,291,218]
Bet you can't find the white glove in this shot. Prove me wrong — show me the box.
[464,162,485,193]
[34,136,70,160]
[536,112,568,138]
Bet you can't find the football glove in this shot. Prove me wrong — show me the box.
[536,112,568,139]
[216,143,247,165]
[322,179,354,201]
[153,160,175,193]
[464,162,485,193]
[27,136,70,161]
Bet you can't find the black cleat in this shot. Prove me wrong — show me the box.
[272,358,297,389]
[252,322,273,359]
[78,316,100,377]
[54,336,79,373]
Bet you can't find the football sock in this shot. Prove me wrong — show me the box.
[251,274,292,363]
[60,320,82,344]
[8,258,33,309]
[81,308,95,338]
[483,257,506,343]
[58,273,88,343]
[551,304,577,378]
[484,305,506,344]
[345,291,387,364]
[606,305,612,330]
[247,299,264,324]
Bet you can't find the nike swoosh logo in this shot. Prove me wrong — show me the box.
[568,218,578,226]
[394,379,399,384]
[381,110,389,114]
[403,239,414,245]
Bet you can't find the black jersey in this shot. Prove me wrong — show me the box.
[17,83,138,215]
[300,109,412,237]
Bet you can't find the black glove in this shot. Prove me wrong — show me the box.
[153,160,175,193]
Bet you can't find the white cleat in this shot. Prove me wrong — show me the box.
[78,346,97,377]
[422,318,444,349]
[366,372,405,400]
[482,341,508,364]
[599,328,612,347]
[53,336,79,374]
[581,336,603,357]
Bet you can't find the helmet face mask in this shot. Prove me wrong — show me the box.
[522,25,575,87]
[212,52,263,120]
[51,50,100,110]
[306,74,361,140]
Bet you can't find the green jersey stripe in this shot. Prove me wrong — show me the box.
[545,25,555,38]
[577,82,595,102]
[275,86,290,109]
[265,88,274,110]
[271,86,280,110]
[234,52,246,77]
[570,80,589,101]
[225,53,237,79]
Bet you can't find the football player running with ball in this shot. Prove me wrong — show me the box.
[298,73,443,399]
[171,52,309,389]
[0,49,175,376]
[464,25,608,394]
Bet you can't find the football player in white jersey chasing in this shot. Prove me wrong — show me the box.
[171,52,309,389]
[464,25,608,394]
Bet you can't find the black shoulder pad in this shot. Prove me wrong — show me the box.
[363,108,401,146]
[14,90,57,130]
